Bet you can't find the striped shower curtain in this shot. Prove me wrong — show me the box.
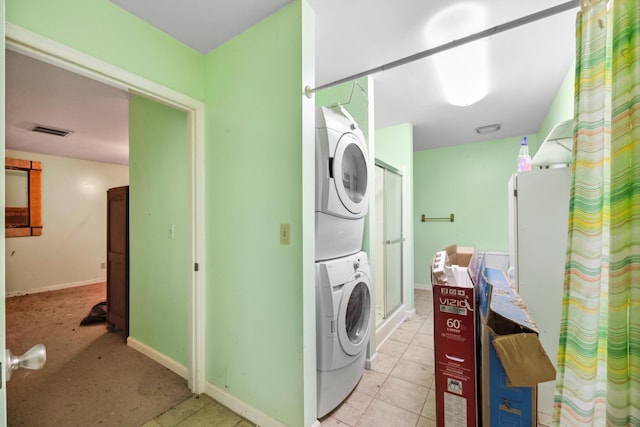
[553,0,640,426]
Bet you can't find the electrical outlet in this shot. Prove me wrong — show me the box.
[280,224,290,245]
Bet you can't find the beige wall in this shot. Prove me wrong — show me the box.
[5,150,128,295]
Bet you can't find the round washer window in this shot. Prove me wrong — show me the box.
[340,142,368,205]
[345,281,371,345]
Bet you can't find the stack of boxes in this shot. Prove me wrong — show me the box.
[431,245,556,427]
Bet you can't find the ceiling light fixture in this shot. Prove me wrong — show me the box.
[426,3,489,107]
[475,123,502,134]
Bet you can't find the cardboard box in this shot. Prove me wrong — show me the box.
[431,245,477,427]
[475,259,556,427]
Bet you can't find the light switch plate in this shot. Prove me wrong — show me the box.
[280,224,290,245]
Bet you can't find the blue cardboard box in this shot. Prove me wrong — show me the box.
[473,257,555,427]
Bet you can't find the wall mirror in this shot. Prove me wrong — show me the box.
[5,157,43,237]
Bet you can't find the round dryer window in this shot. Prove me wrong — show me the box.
[337,278,371,356]
[333,134,368,215]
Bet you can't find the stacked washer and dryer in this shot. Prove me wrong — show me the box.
[315,105,373,418]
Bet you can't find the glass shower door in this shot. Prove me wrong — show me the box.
[374,166,385,325]
[383,167,403,316]
[374,162,403,327]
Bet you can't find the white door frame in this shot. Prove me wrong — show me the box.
[4,23,207,394]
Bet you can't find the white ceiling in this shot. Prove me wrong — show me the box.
[4,0,579,165]
[5,50,130,165]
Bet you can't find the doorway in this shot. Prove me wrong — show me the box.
[3,26,206,414]
[374,161,404,327]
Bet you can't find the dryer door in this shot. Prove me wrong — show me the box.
[332,133,368,215]
[337,274,372,356]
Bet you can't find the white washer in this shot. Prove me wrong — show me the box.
[316,251,372,418]
[316,105,369,261]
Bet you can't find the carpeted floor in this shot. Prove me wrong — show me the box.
[5,282,193,427]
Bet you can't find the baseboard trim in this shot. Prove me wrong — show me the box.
[204,382,287,427]
[414,283,432,291]
[127,337,188,380]
[5,279,105,298]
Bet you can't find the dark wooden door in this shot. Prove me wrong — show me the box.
[107,186,129,340]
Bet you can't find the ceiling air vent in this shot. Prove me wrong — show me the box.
[475,123,501,135]
[31,124,73,137]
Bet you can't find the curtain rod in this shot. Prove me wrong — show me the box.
[304,0,580,97]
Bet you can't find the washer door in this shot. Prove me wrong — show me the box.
[337,275,372,356]
[332,133,368,215]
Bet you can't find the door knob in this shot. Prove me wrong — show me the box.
[5,344,47,381]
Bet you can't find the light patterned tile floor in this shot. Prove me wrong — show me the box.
[141,289,435,427]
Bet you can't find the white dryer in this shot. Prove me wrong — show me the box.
[316,251,372,418]
[316,105,369,261]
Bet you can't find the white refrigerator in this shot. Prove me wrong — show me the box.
[508,166,571,422]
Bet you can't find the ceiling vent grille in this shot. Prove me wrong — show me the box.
[475,123,501,135]
[31,124,73,137]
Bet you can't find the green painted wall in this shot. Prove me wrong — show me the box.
[413,134,537,285]
[204,3,312,425]
[5,2,319,424]
[6,0,204,100]
[537,63,575,150]
[375,123,414,313]
[413,63,576,286]
[129,96,189,365]
[376,124,414,170]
